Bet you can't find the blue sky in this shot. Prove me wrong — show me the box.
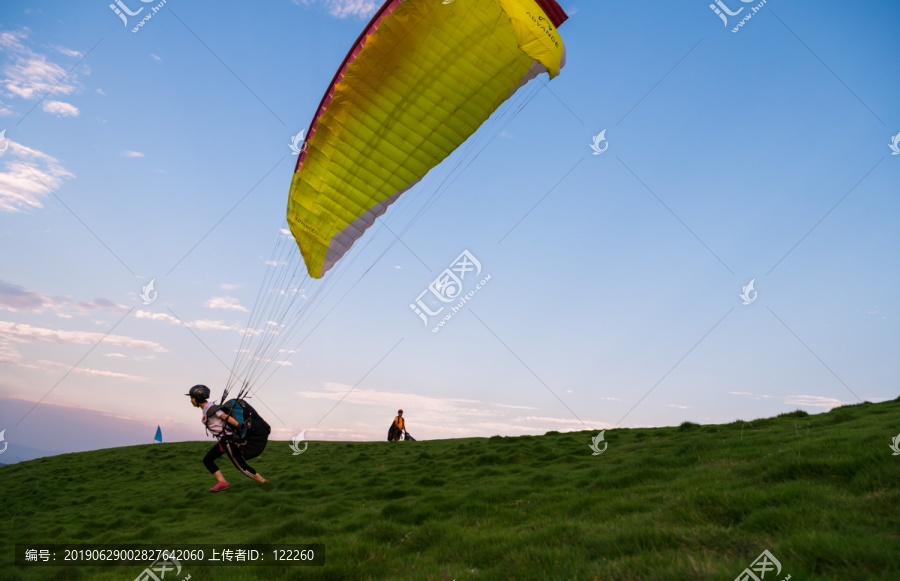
[0,0,898,462]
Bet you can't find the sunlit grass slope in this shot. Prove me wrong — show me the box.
[1,400,899,580]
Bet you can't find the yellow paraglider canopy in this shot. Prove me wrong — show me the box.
[287,0,568,278]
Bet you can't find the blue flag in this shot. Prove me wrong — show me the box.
[154,426,162,443]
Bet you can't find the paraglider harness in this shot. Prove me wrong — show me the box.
[205,398,270,446]
[387,423,399,441]
[387,423,416,442]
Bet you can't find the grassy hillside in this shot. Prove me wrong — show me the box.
[2,400,899,580]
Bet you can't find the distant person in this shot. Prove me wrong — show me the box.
[389,409,407,442]
[186,385,269,492]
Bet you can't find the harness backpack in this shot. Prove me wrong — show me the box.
[205,398,270,442]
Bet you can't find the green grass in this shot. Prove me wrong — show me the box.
[2,400,899,580]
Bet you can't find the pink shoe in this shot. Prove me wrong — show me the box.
[209,481,230,493]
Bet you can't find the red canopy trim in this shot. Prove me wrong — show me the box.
[534,0,568,27]
[293,0,402,174]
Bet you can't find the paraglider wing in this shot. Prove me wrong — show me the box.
[287,0,568,278]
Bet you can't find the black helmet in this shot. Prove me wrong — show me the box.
[186,385,210,401]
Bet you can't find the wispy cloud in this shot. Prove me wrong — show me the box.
[516,415,590,426]
[0,319,167,366]
[495,403,537,410]
[192,319,243,332]
[0,141,74,212]
[121,150,144,158]
[292,0,379,19]
[0,28,82,115]
[785,395,846,409]
[0,338,22,363]
[729,391,774,400]
[298,382,606,437]
[0,279,59,312]
[0,320,167,351]
[0,279,128,315]
[205,296,248,312]
[42,100,78,117]
[135,310,180,325]
[135,309,246,333]
[36,359,147,382]
[54,46,83,58]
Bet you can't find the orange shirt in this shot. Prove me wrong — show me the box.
[394,416,404,430]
